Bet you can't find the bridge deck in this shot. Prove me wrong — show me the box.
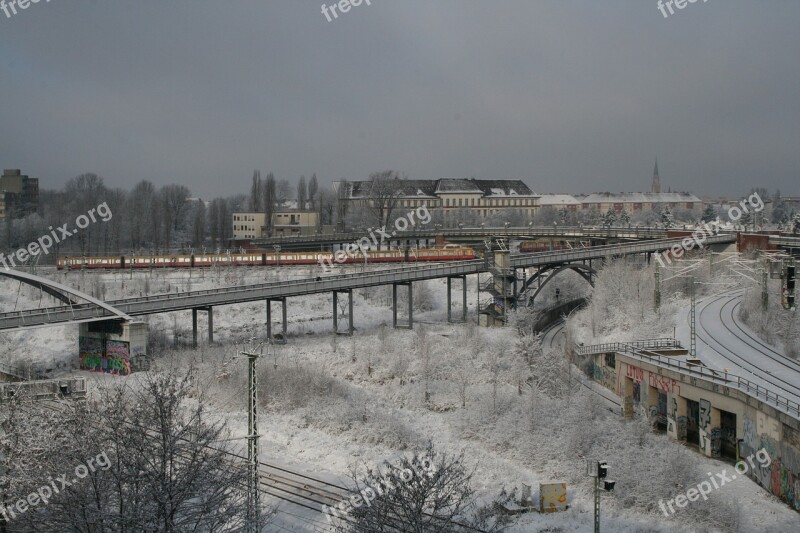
[0,235,736,330]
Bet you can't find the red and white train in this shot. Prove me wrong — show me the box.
[57,247,477,270]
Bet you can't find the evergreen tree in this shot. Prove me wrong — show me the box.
[701,204,717,223]
[660,206,674,229]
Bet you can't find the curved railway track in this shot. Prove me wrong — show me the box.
[693,290,800,403]
[539,319,622,410]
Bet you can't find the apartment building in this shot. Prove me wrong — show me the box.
[0,169,39,220]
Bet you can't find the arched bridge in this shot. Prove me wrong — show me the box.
[0,269,132,327]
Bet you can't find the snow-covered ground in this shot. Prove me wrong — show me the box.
[1,265,798,532]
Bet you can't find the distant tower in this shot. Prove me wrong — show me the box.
[651,158,661,193]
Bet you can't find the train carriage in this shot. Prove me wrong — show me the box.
[57,246,476,270]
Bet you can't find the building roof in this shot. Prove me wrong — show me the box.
[342,178,537,199]
[539,194,581,206]
[581,192,702,204]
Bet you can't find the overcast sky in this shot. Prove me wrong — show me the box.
[1,0,798,199]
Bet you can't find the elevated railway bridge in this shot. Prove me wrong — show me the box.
[0,235,737,343]
[250,225,668,251]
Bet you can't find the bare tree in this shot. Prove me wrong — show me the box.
[64,173,107,255]
[276,179,291,206]
[341,443,510,532]
[128,180,158,250]
[161,184,191,231]
[366,170,403,228]
[250,170,262,212]
[308,173,319,211]
[193,200,206,247]
[1,369,266,532]
[319,188,336,226]
[335,180,350,230]
[297,176,307,210]
[263,173,277,236]
[209,199,221,248]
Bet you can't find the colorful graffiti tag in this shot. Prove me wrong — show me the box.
[79,337,131,376]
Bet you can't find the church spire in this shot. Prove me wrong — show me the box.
[652,157,661,193]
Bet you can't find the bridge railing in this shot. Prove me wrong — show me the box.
[576,341,800,420]
[0,360,29,380]
[105,260,487,307]
[512,235,736,268]
[576,339,681,355]
[250,225,669,244]
[0,377,87,402]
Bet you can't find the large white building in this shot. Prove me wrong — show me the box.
[580,191,702,213]
[336,178,541,220]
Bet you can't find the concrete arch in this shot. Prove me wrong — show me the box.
[0,269,132,320]
[525,263,596,305]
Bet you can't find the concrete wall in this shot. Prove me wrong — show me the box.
[79,320,148,376]
[585,350,800,511]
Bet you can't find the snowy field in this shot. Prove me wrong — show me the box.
[1,264,798,532]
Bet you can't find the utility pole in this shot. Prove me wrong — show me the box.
[762,267,769,310]
[594,472,600,533]
[242,345,262,533]
[654,262,661,311]
[690,277,696,358]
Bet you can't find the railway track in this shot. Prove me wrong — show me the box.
[693,290,800,404]
[539,319,622,410]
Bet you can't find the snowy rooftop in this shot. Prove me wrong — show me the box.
[582,192,702,203]
[539,194,582,206]
[341,178,538,199]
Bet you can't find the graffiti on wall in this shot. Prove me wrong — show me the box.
[79,337,103,372]
[677,416,688,441]
[699,399,711,430]
[601,366,617,391]
[649,373,679,394]
[626,365,643,383]
[708,428,721,457]
[79,337,131,377]
[106,340,131,376]
[738,414,800,510]
[657,393,667,427]
[697,399,719,456]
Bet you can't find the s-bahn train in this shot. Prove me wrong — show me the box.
[56,246,477,270]
[518,239,569,253]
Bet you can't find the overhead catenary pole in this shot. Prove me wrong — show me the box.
[242,346,262,532]
[690,277,697,358]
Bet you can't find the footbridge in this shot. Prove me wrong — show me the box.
[0,235,736,341]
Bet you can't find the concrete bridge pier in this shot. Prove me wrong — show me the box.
[191,306,214,348]
[333,289,354,336]
[266,297,288,343]
[392,282,413,329]
[446,275,467,323]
